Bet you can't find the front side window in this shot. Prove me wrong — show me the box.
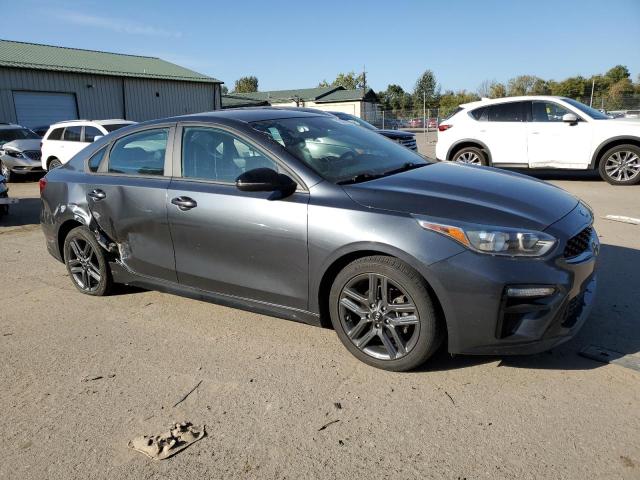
[63,126,82,141]
[88,148,106,172]
[251,116,428,184]
[84,126,103,142]
[108,128,167,176]
[182,127,279,183]
[488,102,525,122]
[531,101,572,122]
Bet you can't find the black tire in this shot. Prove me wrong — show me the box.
[598,144,640,186]
[49,158,62,170]
[0,161,12,182]
[63,226,112,296]
[452,146,488,166]
[329,255,444,371]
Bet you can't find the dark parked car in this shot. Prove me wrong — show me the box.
[328,111,417,151]
[41,108,598,371]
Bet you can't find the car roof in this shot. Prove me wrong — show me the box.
[49,119,135,128]
[0,123,28,130]
[460,95,572,109]
[163,107,330,124]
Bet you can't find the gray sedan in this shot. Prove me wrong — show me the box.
[0,125,43,181]
[40,108,598,371]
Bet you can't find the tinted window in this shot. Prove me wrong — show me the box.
[531,101,572,122]
[103,123,132,133]
[47,128,64,140]
[182,127,279,183]
[470,107,488,121]
[488,102,525,122]
[108,129,167,176]
[84,126,103,142]
[88,148,106,172]
[63,126,82,141]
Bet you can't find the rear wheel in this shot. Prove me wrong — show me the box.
[0,161,12,182]
[63,226,112,296]
[452,146,488,166]
[49,158,62,170]
[598,144,640,185]
[329,256,443,371]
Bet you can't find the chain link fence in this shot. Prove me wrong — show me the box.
[575,94,640,113]
[363,107,442,131]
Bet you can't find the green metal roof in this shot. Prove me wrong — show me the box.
[222,94,270,108]
[0,39,221,83]
[229,86,341,103]
[315,88,378,103]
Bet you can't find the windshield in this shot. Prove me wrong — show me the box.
[102,123,132,132]
[0,128,39,146]
[251,116,428,184]
[330,112,377,131]
[562,98,610,120]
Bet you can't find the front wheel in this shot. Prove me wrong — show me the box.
[598,144,640,185]
[329,256,444,371]
[63,226,112,296]
[452,146,488,166]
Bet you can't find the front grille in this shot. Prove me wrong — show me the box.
[23,150,42,161]
[398,138,417,150]
[563,226,592,258]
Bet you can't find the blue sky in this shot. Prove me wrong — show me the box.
[4,0,640,93]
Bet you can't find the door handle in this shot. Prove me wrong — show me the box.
[171,196,197,211]
[88,189,106,200]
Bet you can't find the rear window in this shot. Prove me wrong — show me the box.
[103,123,131,133]
[47,128,64,140]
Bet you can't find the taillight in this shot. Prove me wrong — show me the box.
[438,124,452,132]
[39,177,47,195]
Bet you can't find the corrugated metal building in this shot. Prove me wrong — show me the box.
[0,39,223,127]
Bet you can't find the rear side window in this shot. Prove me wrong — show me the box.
[470,107,488,121]
[108,128,168,176]
[47,128,64,140]
[84,126,103,142]
[487,102,525,122]
[63,126,82,141]
[88,148,106,172]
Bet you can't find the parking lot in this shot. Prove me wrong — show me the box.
[1,144,639,478]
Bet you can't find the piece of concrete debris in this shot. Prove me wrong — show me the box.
[128,422,206,460]
[318,419,340,431]
[603,215,640,225]
[81,375,103,382]
[579,345,640,372]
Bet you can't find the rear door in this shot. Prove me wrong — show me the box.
[86,125,177,281]
[474,101,528,165]
[60,126,86,163]
[167,124,309,309]
[526,100,592,168]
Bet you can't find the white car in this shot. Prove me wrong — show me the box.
[41,119,135,170]
[436,96,640,185]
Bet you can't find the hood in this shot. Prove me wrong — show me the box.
[1,139,41,151]
[343,162,578,230]
[377,129,415,140]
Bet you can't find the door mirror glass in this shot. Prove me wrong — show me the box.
[562,113,578,123]
[93,135,103,142]
[236,168,296,195]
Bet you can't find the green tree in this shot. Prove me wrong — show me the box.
[413,70,440,111]
[319,72,366,90]
[438,90,480,117]
[608,78,635,109]
[605,65,630,84]
[507,75,545,96]
[548,76,587,98]
[489,82,507,98]
[221,85,229,95]
[233,76,258,93]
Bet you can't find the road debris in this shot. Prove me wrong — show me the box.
[318,419,340,431]
[333,402,342,410]
[445,391,456,405]
[603,215,640,225]
[579,345,640,372]
[128,422,205,460]
[173,380,202,408]
[81,375,103,382]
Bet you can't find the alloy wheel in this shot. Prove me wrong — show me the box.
[455,151,481,164]
[604,150,640,182]
[67,238,102,292]
[338,273,420,361]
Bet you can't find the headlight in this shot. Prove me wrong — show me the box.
[417,220,557,257]
[3,148,22,158]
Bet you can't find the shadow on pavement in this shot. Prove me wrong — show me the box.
[0,197,40,228]
[417,243,640,373]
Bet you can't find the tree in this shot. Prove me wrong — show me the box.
[413,70,440,111]
[477,79,498,98]
[489,82,507,98]
[233,76,258,93]
[548,76,587,98]
[221,85,229,95]
[608,78,635,109]
[605,65,630,84]
[507,75,545,96]
[318,71,366,90]
[439,90,480,117]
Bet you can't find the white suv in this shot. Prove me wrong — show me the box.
[41,119,135,170]
[436,96,640,185]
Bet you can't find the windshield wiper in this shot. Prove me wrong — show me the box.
[336,172,385,185]
[382,162,427,176]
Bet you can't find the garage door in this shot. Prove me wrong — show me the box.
[13,91,78,128]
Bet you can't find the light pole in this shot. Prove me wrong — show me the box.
[423,91,426,137]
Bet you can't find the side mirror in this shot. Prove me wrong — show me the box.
[562,113,578,124]
[93,135,103,142]
[236,168,297,196]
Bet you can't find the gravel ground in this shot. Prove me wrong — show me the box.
[1,164,639,479]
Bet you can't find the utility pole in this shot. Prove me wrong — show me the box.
[590,78,595,107]
[362,65,367,121]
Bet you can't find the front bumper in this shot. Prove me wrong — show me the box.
[427,205,598,356]
[1,154,45,174]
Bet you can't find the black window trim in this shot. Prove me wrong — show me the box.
[98,124,176,178]
[172,122,309,193]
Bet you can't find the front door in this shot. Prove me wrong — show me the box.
[87,126,177,281]
[167,125,309,310]
[527,100,592,168]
